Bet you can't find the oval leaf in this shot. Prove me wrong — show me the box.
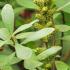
[0,53,18,67]
[56,0,70,13]
[13,19,39,35]
[37,46,62,60]
[0,40,6,47]
[24,59,43,70]
[16,32,35,39]
[22,28,55,44]
[24,54,43,69]
[55,61,69,70]
[15,43,33,59]
[1,66,13,70]
[1,4,14,34]
[55,25,70,32]
[16,0,38,9]
[61,35,70,41]
[0,28,10,40]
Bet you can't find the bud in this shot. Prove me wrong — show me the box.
[46,21,53,27]
[48,8,56,15]
[34,23,44,29]
[33,0,45,3]
[35,47,46,53]
[45,63,51,68]
[42,7,48,12]
[42,36,48,42]
[35,13,42,18]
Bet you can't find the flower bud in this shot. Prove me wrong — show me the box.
[42,37,48,42]
[42,7,48,12]
[33,0,45,3]
[48,8,56,15]
[45,63,51,68]
[35,13,42,18]
[35,47,46,53]
[46,21,53,27]
[34,23,44,29]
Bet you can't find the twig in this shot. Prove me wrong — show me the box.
[60,11,65,56]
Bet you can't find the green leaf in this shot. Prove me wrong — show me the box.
[24,59,43,70]
[0,20,4,28]
[56,0,70,13]
[13,19,39,35]
[37,46,62,60]
[0,2,5,7]
[10,57,22,65]
[24,53,43,69]
[55,61,69,70]
[0,28,10,40]
[15,43,33,60]
[0,53,21,66]
[0,39,13,47]
[53,13,63,24]
[0,55,8,66]
[0,40,6,47]
[64,13,70,26]
[55,25,70,32]
[16,0,38,9]
[14,7,24,15]
[16,32,35,39]
[61,35,70,41]
[1,4,14,34]
[7,52,22,65]
[22,28,55,44]
[1,65,13,70]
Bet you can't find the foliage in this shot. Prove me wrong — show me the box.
[0,0,70,70]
